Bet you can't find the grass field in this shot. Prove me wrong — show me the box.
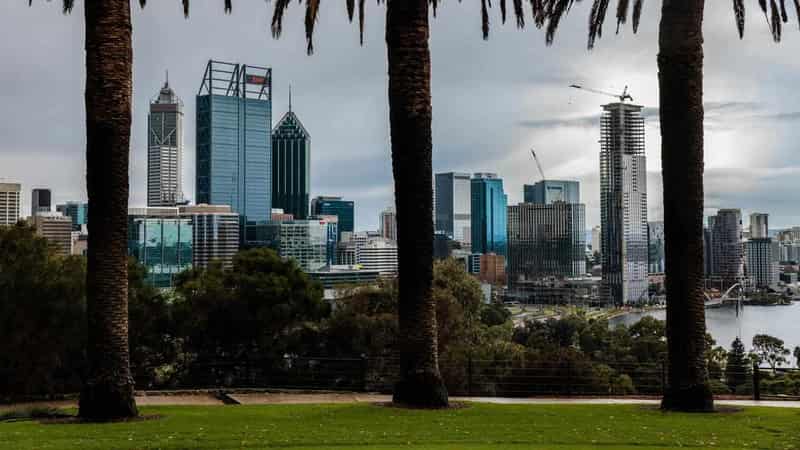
[1,403,799,449]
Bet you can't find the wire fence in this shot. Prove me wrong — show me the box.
[131,357,800,401]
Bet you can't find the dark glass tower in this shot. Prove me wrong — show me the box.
[311,196,354,239]
[196,60,272,242]
[470,173,507,256]
[272,90,310,219]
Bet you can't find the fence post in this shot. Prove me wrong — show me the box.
[752,363,761,401]
[467,355,473,396]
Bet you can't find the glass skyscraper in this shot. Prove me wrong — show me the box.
[196,60,272,242]
[311,196,354,239]
[523,180,580,205]
[128,207,193,288]
[56,201,89,231]
[272,99,310,220]
[435,172,471,243]
[471,173,507,256]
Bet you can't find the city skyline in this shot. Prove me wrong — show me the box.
[3,3,800,231]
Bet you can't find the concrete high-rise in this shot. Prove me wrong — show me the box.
[746,238,779,288]
[311,196,354,239]
[148,75,184,207]
[523,180,580,205]
[471,173,507,257]
[30,212,72,256]
[379,206,397,241]
[0,183,21,226]
[599,102,648,304]
[277,219,330,272]
[271,92,310,220]
[507,202,586,283]
[31,188,52,216]
[180,204,240,270]
[435,172,471,243]
[196,60,272,241]
[357,238,398,275]
[749,213,769,239]
[709,209,744,288]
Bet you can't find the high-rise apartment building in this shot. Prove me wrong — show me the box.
[271,95,310,220]
[357,238,398,275]
[523,180,580,205]
[590,225,601,254]
[379,206,397,241]
[746,238,779,288]
[196,60,272,241]
[31,188,52,216]
[180,204,240,270]
[709,209,744,288]
[507,202,586,284]
[0,183,21,226]
[30,212,72,256]
[434,172,471,243]
[311,196,353,239]
[148,76,184,207]
[277,219,329,272]
[648,221,665,274]
[471,173,507,257]
[599,102,648,304]
[56,202,88,231]
[128,207,193,288]
[749,213,769,239]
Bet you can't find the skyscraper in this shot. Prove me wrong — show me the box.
[379,206,397,241]
[180,204,240,270]
[0,183,21,226]
[648,221,665,274]
[31,188,52,216]
[709,209,744,288]
[148,75,184,207]
[278,219,330,272]
[599,102,648,304]
[749,213,769,239]
[523,180,580,205]
[434,172,471,243]
[311,196,354,239]
[471,173,507,257]
[507,202,586,283]
[196,60,272,242]
[56,201,88,231]
[746,238,779,288]
[127,207,193,288]
[30,212,72,256]
[272,89,310,220]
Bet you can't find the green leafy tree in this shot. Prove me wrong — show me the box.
[725,338,750,393]
[752,334,791,372]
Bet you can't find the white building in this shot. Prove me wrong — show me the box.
[180,204,239,269]
[749,213,769,239]
[30,212,72,256]
[357,237,398,275]
[435,172,471,244]
[147,76,184,207]
[599,102,649,304]
[0,183,21,226]
[278,220,329,272]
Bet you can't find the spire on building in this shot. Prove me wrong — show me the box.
[288,83,292,112]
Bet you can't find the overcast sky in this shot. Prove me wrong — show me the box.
[2,1,800,230]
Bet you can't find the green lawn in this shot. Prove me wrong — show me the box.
[1,403,799,449]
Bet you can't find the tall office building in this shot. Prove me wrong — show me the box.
[272,91,310,220]
[278,219,329,272]
[311,196,354,239]
[648,221,666,274]
[599,102,648,304]
[180,204,240,270]
[507,202,586,283]
[31,188,52,216]
[148,75,184,207]
[471,173,507,257]
[357,238,399,275]
[434,172,471,243]
[196,60,272,241]
[523,180,580,205]
[56,202,88,232]
[746,238,779,288]
[379,206,397,241]
[0,183,21,226]
[749,213,769,239]
[128,207,193,288]
[709,209,744,288]
[30,212,72,256]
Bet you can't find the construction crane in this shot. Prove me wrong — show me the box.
[530,148,546,182]
[569,84,633,103]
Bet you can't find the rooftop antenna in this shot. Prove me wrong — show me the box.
[165,69,169,88]
[288,83,292,112]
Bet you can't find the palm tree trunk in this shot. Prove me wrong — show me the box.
[78,0,139,419]
[386,0,448,407]
[658,0,713,412]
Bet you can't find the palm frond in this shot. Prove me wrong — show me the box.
[482,0,490,39]
[225,0,232,13]
[513,0,525,27]
[615,0,629,33]
[182,0,189,17]
[347,0,355,21]
[733,0,745,38]
[358,0,365,45]
[587,0,610,49]
[304,0,321,54]
[272,0,292,38]
[139,0,146,9]
[770,0,782,40]
[631,0,643,32]
[500,0,507,24]
[794,0,800,30]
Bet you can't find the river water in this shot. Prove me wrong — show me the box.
[609,302,800,352]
